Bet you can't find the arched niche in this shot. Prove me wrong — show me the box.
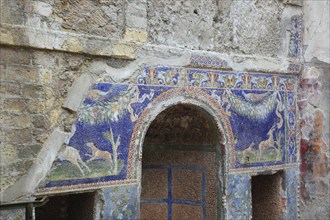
[126,87,234,219]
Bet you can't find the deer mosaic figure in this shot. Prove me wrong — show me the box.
[57,146,91,175]
[257,125,276,160]
[242,142,255,163]
[86,142,113,165]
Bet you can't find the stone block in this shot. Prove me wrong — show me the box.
[44,97,55,110]
[85,38,113,56]
[5,128,32,144]
[13,159,34,175]
[281,0,303,7]
[3,98,26,113]
[27,99,46,113]
[33,128,49,143]
[112,43,135,59]
[39,68,53,85]
[32,115,50,129]
[1,113,31,128]
[17,144,42,159]
[125,2,147,29]
[0,145,17,165]
[26,29,55,50]
[22,84,44,98]
[0,82,21,96]
[0,27,15,45]
[0,1,25,25]
[25,15,42,28]
[0,64,6,80]
[22,84,52,99]
[32,1,53,17]
[123,29,148,43]
[49,109,62,125]
[0,47,31,65]
[6,65,39,82]
[61,37,84,53]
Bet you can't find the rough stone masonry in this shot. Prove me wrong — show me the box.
[0,0,329,219]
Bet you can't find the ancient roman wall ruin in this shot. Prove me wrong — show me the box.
[0,0,329,219]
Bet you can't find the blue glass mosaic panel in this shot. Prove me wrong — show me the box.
[103,185,139,220]
[287,92,297,163]
[227,173,251,220]
[286,168,299,220]
[38,67,298,192]
[225,90,286,168]
[0,208,25,220]
[288,16,302,58]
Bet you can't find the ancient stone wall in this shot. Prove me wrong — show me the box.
[0,46,88,194]
[0,0,328,219]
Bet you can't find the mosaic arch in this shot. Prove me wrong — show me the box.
[131,90,233,220]
[127,87,235,180]
[36,62,299,196]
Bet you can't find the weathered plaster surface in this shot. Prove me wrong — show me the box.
[299,1,330,219]
[147,0,284,57]
[303,0,330,63]
[299,65,330,219]
[63,74,93,112]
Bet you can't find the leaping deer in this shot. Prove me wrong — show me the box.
[257,125,277,160]
[86,142,113,165]
[57,146,91,175]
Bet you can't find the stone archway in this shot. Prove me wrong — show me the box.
[140,104,222,219]
[126,87,234,219]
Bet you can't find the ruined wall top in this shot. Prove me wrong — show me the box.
[1,0,302,70]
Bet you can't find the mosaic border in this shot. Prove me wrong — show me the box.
[132,66,298,92]
[287,63,302,74]
[286,167,300,219]
[35,179,138,196]
[288,15,302,59]
[190,55,231,70]
[287,92,297,163]
[228,163,300,174]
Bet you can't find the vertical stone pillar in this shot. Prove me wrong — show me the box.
[123,0,148,43]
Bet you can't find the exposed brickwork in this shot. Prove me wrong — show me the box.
[0,46,90,192]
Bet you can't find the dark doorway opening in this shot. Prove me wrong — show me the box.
[140,104,223,220]
[35,192,96,220]
[251,173,282,220]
